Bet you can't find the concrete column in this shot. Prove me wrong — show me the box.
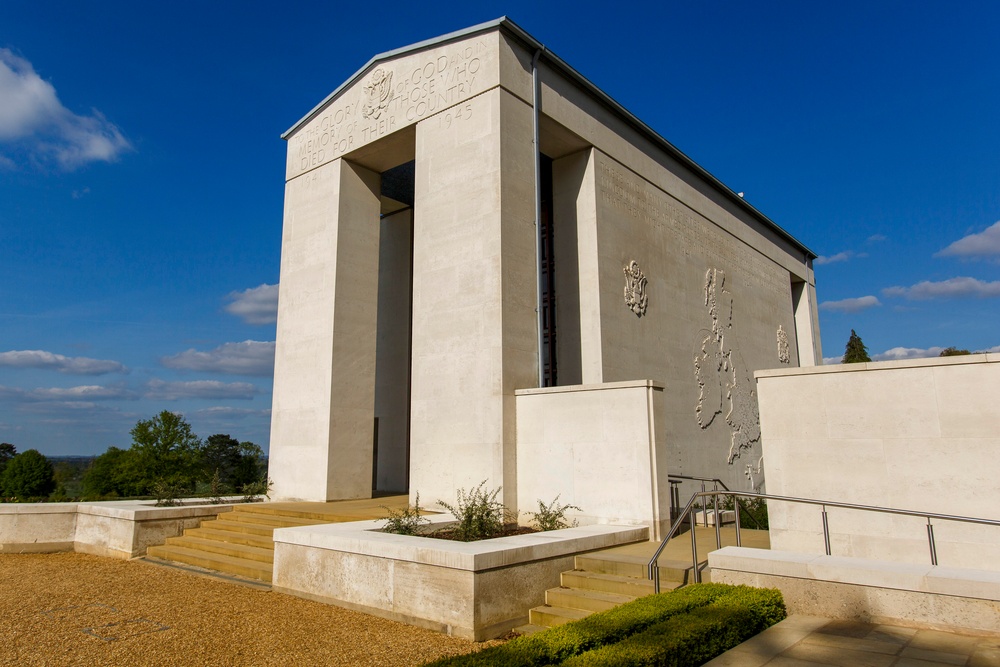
[408,88,537,510]
[792,280,822,366]
[553,148,602,385]
[269,158,381,501]
[374,208,412,493]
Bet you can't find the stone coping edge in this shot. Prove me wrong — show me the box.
[274,514,648,571]
[0,499,240,521]
[708,546,1000,602]
[755,352,1000,379]
[515,379,664,396]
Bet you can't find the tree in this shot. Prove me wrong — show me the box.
[1,449,56,500]
[939,347,971,357]
[128,411,202,495]
[82,446,137,498]
[0,443,15,477]
[842,329,871,363]
[200,434,266,492]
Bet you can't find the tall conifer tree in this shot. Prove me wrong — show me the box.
[842,329,872,363]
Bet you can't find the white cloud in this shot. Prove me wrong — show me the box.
[822,356,843,365]
[883,277,1000,300]
[144,379,258,400]
[936,221,1000,259]
[195,407,271,418]
[0,383,132,402]
[0,48,132,170]
[815,251,853,266]
[872,346,944,361]
[224,284,279,325]
[866,234,887,243]
[0,349,126,374]
[819,295,881,313]
[161,340,275,376]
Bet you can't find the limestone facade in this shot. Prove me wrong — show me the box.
[269,18,819,529]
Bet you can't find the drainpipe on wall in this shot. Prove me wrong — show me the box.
[532,47,545,388]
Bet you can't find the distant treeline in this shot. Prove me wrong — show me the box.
[0,411,266,502]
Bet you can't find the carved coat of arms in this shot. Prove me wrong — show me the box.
[777,325,790,364]
[623,260,648,317]
[362,68,393,120]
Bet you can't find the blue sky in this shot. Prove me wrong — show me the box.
[2,2,998,456]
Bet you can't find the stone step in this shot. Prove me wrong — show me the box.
[200,518,276,537]
[545,587,636,613]
[184,526,274,549]
[164,535,274,563]
[222,512,329,528]
[145,544,272,583]
[575,552,697,584]
[528,604,591,627]
[511,623,548,636]
[230,505,363,522]
[560,569,659,597]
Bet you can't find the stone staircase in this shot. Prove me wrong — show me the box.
[518,526,770,633]
[145,497,408,584]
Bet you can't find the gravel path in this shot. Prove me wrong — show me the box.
[1,552,501,666]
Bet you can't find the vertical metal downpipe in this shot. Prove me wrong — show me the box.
[532,48,544,388]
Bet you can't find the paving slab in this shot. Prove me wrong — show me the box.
[704,615,1000,666]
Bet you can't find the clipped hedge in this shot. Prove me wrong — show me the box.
[561,587,786,666]
[424,583,777,667]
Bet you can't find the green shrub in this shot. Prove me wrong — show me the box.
[437,480,513,542]
[561,587,786,666]
[527,495,582,531]
[381,492,430,535]
[424,584,736,667]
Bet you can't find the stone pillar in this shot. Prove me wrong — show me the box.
[408,88,537,510]
[269,158,381,501]
[373,208,412,493]
[553,148,603,385]
[792,279,823,366]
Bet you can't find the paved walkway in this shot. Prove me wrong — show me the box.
[705,615,1000,666]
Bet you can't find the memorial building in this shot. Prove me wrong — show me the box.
[267,17,820,537]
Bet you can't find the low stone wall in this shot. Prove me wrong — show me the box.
[709,546,1000,636]
[756,354,1000,569]
[273,515,648,640]
[0,500,235,558]
[514,380,669,538]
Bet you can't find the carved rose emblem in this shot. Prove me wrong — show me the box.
[362,68,393,120]
[623,260,648,317]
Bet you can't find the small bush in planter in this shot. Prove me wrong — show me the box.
[437,480,515,541]
[527,494,581,531]
[381,492,430,535]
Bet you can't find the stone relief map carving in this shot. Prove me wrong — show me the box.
[623,260,648,317]
[777,325,790,364]
[693,268,763,487]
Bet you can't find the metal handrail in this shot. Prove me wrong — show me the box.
[667,475,766,531]
[647,489,1000,593]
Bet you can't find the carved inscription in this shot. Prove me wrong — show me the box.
[596,158,789,303]
[693,269,763,487]
[292,40,488,174]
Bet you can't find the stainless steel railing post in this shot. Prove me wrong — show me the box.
[690,509,700,583]
[821,505,831,556]
[713,487,722,550]
[701,481,707,526]
[927,518,938,565]
[734,499,742,546]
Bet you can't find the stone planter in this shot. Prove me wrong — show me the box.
[272,514,648,640]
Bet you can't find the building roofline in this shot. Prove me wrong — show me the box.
[282,17,816,259]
